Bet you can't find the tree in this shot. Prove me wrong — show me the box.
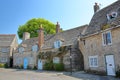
[17,18,56,39]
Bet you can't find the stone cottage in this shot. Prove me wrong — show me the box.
[79,1,120,76]
[0,34,18,67]
[13,22,87,71]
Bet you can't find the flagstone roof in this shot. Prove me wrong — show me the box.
[85,0,120,36]
[18,25,88,52]
[0,34,16,47]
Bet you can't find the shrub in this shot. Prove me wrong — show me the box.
[19,64,23,69]
[0,63,5,68]
[116,65,120,78]
[4,63,9,68]
[27,65,32,69]
[43,60,53,70]
[53,63,64,71]
[116,70,120,78]
[33,66,37,70]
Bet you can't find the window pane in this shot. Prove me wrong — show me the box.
[2,48,8,53]
[103,33,107,45]
[94,58,98,66]
[106,32,111,44]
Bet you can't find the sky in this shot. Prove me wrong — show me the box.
[0,0,117,43]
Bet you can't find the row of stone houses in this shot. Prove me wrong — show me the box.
[1,0,120,76]
[13,22,87,71]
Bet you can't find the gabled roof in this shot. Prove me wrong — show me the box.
[18,25,88,51]
[0,34,16,47]
[85,0,120,35]
[42,25,88,49]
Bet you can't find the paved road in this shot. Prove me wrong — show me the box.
[0,68,119,80]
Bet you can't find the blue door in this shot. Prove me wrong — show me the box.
[24,58,28,69]
[38,59,43,70]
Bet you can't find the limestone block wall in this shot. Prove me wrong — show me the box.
[63,44,84,71]
[79,27,120,72]
[13,51,38,68]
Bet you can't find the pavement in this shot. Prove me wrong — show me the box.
[0,68,120,80]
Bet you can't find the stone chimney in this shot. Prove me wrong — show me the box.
[38,24,44,50]
[94,2,100,13]
[56,22,60,33]
[23,32,30,40]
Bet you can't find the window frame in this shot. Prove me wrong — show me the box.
[1,48,8,53]
[32,45,38,52]
[19,47,24,54]
[54,40,62,48]
[89,56,98,67]
[102,31,112,46]
[107,12,118,20]
[0,57,7,63]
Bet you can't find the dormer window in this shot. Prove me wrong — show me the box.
[107,12,117,20]
[19,47,24,54]
[54,40,62,48]
[32,45,38,52]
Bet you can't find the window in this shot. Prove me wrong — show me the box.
[102,31,112,46]
[32,45,38,52]
[19,47,24,54]
[16,58,22,64]
[1,48,8,53]
[0,57,7,63]
[53,57,60,63]
[89,56,98,67]
[107,12,117,20]
[54,40,62,48]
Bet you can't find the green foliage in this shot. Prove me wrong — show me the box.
[0,63,5,68]
[116,66,120,78]
[43,60,64,71]
[33,65,37,70]
[101,24,110,30]
[53,63,64,71]
[43,60,54,70]
[17,18,56,39]
[19,64,23,69]
[4,63,9,68]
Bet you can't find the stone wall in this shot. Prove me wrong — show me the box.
[63,42,84,71]
[13,51,38,68]
[79,27,120,72]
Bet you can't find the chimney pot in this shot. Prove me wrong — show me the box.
[94,2,100,13]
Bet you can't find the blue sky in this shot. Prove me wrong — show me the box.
[0,0,117,43]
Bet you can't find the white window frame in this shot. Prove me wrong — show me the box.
[32,45,38,52]
[54,40,62,48]
[0,57,7,63]
[107,12,118,20]
[1,48,8,53]
[89,56,98,67]
[102,31,112,46]
[19,47,24,54]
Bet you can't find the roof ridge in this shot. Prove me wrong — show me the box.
[58,24,88,34]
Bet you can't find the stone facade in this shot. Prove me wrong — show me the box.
[0,34,18,66]
[13,23,87,71]
[79,0,120,76]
